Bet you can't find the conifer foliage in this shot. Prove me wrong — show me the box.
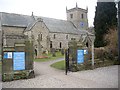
[94,2,117,47]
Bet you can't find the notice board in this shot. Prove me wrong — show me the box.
[4,52,12,59]
[77,50,84,64]
[13,52,25,70]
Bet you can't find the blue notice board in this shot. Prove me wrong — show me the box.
[13,52,25,70]
[4,52,13,59]
[4,52,8,59]
[77,50,84,64]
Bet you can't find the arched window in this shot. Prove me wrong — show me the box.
[53,34,56,39]
[81,14,84,19]
[38,33,42,41]
[66,35,68,39]
[70,14,73,19]
[40,33,42,41]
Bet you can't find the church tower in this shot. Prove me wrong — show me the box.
[66,3,88,30]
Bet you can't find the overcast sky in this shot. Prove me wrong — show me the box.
[0,0,97,27]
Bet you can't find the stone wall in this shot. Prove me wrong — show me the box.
[25,21,49,57]
[25,21,89,51]
[67,8,88,30]
[49,32,81,49]
[0,30,2,54]
[25,21,85,56]
[2,26,25,35]
[24,21,94,58]
[34,21,49,51]
[2,26,25,47]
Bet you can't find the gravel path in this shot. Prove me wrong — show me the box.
[1,58,118,88]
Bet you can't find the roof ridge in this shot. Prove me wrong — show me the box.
[0,12,31,17]
[67,7,87,12]
[1,12,35,27]
[25,20,38,31]
[0,12,67,22]
[35,16,66,21]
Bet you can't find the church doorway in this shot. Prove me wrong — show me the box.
[86,42,88,47]
[60,42,62,48]
[35,49,37,56]
[50,41,52,48]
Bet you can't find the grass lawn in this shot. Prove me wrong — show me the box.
[50,59,117,71]
[50,60,65,70]
[34,51,64,62]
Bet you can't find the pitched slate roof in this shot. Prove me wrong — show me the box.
[35,16,89,35]
[0,12,35,27]
[0,12,93,35]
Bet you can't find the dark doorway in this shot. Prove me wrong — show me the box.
[35,49,37,56]
[86,42,88,47]
[60,42,62,48]
[50,41,52,48]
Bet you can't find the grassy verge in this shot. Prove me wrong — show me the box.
[50,60,65,70]
[34,52,64,62]
[50,59,118,71]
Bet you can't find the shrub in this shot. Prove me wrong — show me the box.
[69,64,79,72]
[94,47,106,61]
[104,28,118,60]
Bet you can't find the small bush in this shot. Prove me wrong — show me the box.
[94,48,106,61]
[104,28,118,61]
[69,64,79,72]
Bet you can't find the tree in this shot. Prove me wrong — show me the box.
[94,2,117,47]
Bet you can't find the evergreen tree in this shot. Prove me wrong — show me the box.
[94,2,117,47]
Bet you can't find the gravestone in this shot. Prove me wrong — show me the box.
[61,49,64,55]
[51,48,56,57]
[2,35,35,81]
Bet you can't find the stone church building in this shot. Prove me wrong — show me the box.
[0,4,94,57]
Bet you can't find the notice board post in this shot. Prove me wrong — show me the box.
[67,40,89,72]
[2,35,35,82]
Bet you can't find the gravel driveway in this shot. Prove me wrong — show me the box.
[1,58,119,88]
